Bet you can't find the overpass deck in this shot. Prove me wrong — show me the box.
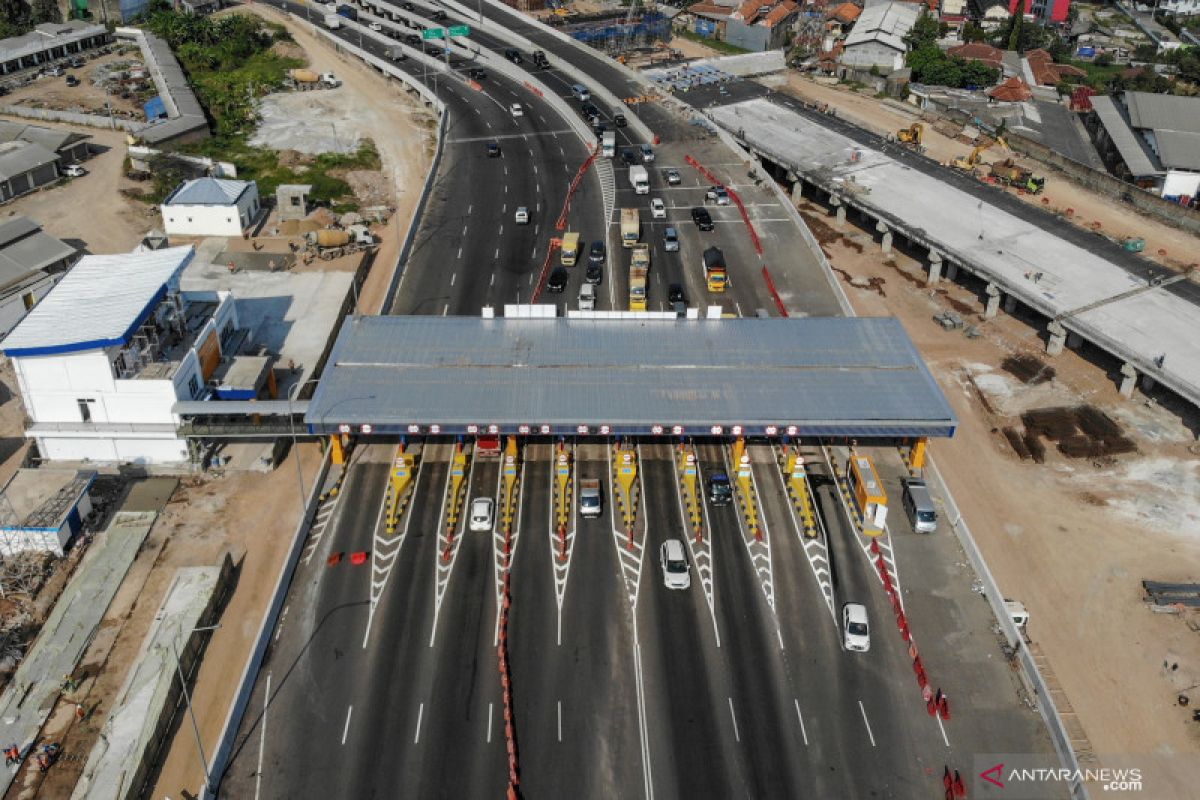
[713,97,1200,411]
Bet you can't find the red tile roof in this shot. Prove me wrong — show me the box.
[689,2,733,14]
[735,0,763,22]
[763,0,799,27]
[828,1,861,22]
[947,42,1004,70]
[987,76,1032,102]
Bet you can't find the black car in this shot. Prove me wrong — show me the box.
[505,48,523,64]
[620,148,638,166]
[614,114,627,128]
[487,141,501,158]
[593,122,607,139]
[585,263,603,285]
[65,74,80,87]
[547,267,569,293]
[469,67,487,80]
[432,9,447,20]
[580,102,599,119]
[424,45,444,57]
[402,1,416,9]
[668,283,685,304]
[405,34,421,46]
[532,50,549,68]
[691,207,714,231]
[707,470,733,505]
[588,240,605,265]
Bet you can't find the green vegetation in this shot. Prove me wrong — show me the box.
[142,6,301,137]
[0,0,62,38]
[674,28,750,56]
[906,46,1000,89]
[903,12,945,52]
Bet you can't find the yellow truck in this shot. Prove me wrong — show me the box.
[629,244,650,311]
[561,231,580,266]
[620,208,640,248]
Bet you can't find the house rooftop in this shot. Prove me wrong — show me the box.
[163,177,254,207]
[1,246,195,358]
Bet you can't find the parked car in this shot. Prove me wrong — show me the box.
[43,65,64,77]
[63,164,86,178]
[691,207,714,231]
[65,74,79,87]
[369,22,383,32]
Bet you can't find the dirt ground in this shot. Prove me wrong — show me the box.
[777,75,1200,274]
[800,199,1200,794]
[3,48,151,123]
[0,122,158,254]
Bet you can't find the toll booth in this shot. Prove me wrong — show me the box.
[847,455,888,535]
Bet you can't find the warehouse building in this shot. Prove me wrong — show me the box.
[0,140,62,203]
[0,216,79,338]
[0,21,109,76]
[1087,91,1200,203]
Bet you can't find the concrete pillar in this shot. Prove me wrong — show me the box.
[1066,332,1083,349]
[880,231,893,254]
[927,251,942,285]
[790,180,804,205]
[831,197,846,226]
[984,283,1002,318]
[945,261,959,281]
[1119,363,1138,398]
[1003,294,1018,314]
[1046,321,1067,356]
[1143,374,1157,392]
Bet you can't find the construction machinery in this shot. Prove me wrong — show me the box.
[893,123,925,152]
[950,143,991,172]
[988,159,1046,194]
[287,69,341,90]
[304,225,374,259]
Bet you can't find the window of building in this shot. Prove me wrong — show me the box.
[77,398,94,422]
[188,375,200,398]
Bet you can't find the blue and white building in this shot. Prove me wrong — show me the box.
[161,178,261,238]
[0,245,240,464]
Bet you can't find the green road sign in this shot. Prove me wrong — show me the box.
[448,25,470,36]
[421,28,445,40]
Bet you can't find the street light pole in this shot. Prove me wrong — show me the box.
[170,623,221,800]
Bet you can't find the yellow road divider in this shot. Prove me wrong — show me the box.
[780,448,819,538]
[678,444,703,541]
[384,445,418,535]
[553,442,572,561]
[612,442,640,549]
[733,448,761,540]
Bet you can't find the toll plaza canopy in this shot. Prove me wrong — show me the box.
[304,316,957,438]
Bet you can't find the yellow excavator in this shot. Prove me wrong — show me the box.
[896,123,923,146]
[950,142,992,172]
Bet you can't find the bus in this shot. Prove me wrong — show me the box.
[847,455,888,535]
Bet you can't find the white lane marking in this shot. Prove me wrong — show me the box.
[442,304,449,315]
[557,700,563,742]
[794,698,809,746]
[456,247,462,260]
[468,205,473,214]
[450,272,457,287]
[533,164,538,174]
[254,672,271,800]
[474,106,481,115]
[937,712,950,747]
[486,121,492,129]
[858,700,876,747]
[531,247,537,259]
[633,638,654,800]
[341,705,353,745]
[534,223,540,235]
[462,225,468,237]
[505,185,509,194]
[499,224,504,236]
[489,273,495,287]
[728,697,740,742]
[495,248,500,258]
[735,301,743,318]
[414,702,424,744]
[487,702,494,744]
[504,165,508,176]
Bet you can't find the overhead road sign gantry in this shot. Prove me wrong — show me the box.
[448,25,470,36]
[422,27,445,40]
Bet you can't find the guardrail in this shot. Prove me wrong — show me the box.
[206,449,332,797]
[385,108,446,311]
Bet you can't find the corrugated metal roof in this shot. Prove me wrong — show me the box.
[0,141,58,182]
[1124,91,1200,136]
[1090,94,1160,177]
[1154,130,1200,170]
[305,316,957,437]
[1,245,194,357]
[0,224,75,288]
[163,177,252,207]
[843,1,919,52]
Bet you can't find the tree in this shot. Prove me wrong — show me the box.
[1007,12,1024,52]
[1095,52,1113,66]
[963,23,988,44]
[29,0,59,24]
[904,12,942,52]
[0,0,31,37]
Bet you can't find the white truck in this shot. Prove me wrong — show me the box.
[628,164,649,195]
[602,130,616,158]
[324,13,342,29]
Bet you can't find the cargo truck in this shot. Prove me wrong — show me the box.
[385,45,407,61]
[602,130,616,158]
[620,208,639,248]
[304,225,374,259]
[629,244,650,311]
[579,478,602,517]
[702,246,728,293]
[287,69,341,89]
[628,164,649,195]
[561,232,580,266]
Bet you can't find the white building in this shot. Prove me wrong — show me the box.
[161,177,260,238]
[0,246,241,465]
[839,1,921,75]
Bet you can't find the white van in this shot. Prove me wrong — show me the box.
[578,283,596,311]
[901,477,938,533]
[571,83,590,102]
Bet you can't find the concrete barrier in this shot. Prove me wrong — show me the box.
[0,104,138,131]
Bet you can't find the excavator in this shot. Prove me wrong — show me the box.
[988,159,1046,194]
[895,122,923,147]
[950,142,992,173]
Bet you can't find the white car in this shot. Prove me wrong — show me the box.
[369,22,383,32]
[650,198,666,219]
[659,539,690,590]
[514,206,529,224]
[469,497,495,532]
[842,603,870,652]
[510,103,524,117]
[63,164,87,178]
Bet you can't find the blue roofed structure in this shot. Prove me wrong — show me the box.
[305,316,957,438]
[144,96,167,121]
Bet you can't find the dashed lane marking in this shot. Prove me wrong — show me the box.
[431,444,478,647]
[771,444,836,624]
[724,445,777,618]
[674,448,718,647]
[549,444,577,646]
[363,443,426,648]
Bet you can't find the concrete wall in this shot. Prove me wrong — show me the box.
[723,19,772,52]
[840,41,904,71]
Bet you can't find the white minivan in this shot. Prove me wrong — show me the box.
[578,282,596,311]
[842,603,870,652]
[571,83,590,102]
[660,539,690,590]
